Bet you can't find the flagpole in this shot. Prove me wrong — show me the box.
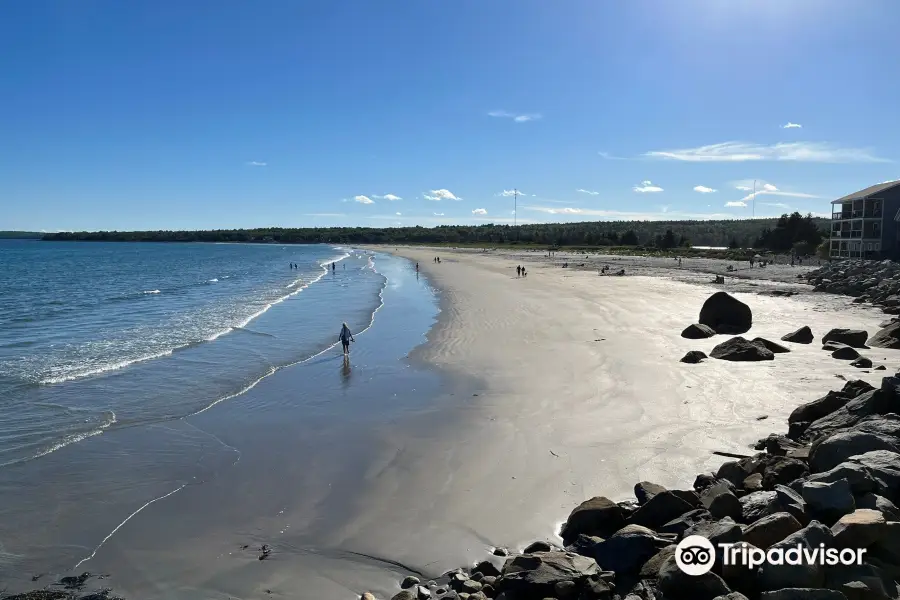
[514,188,518,240]
[753,180,756,218]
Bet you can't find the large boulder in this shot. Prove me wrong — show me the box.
[627,491,696,530]
[658,508,714,537]
[801,479,856,524]
[634,481,667,505]
[658,555,732,600]
[857,493,900,521]
[701,482,744,520]
[809,431,900,473]
[681,350,709,364]
[831,508,888,549]
[497,551,599,599]
[781,326,814,344]
[850,356,873,369]
[757,521,833,591]
[752,338,791,354]
[710,337,775,362]
[822,328,869,348]
[742,512,802,550]
[789,391,854,431]
[804,462,878,496]
[847,451,900,500]
[759,591,848,599]
[683,324,717,339]
[831,346,861,360]
[869,321,900,349]
[560,496,624,543]
[798,388,893,443]
[762,458,809,490]
[699,292,753,335]
[592,524,662,575]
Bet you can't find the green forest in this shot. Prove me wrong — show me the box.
[0,231,42,239]
[40,213,826,253]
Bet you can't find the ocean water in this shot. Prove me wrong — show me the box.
[0,240,380,468]
[0,240,445,593]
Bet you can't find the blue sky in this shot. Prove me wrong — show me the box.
[2,0,899,231]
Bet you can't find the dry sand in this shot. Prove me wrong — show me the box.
[331,246,895,593]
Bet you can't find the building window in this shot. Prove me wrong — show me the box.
[868,243,874,251]
[875,242,881,251]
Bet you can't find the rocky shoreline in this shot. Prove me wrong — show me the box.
[370,288,900,600]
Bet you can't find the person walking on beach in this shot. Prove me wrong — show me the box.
[516,265,521,277]
[332,262,336,272]
[522,267,527,277]
[416,263,419,272]
[339,322,355,355]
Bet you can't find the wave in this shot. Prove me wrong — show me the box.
[207,278,218,283]
[143,290,161,295]
[0,410,117,468]
[40,349,175,385]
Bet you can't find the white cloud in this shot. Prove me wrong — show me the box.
[395,212,402,216]
[497,189,523,197]
[424,188,461,201]
[247,161,267,167]
[354,195,375,204]
[633,180,664,193]
[524,205,738,220]
[372,194,402,201]
[693,185,717,193]
[760,202,791,209]
[782,122,802,129]
[725,201,748,207]
[433,212,445,216]
[576,188,600,196]
[644,141,888,163]
[729,180,819,203]
[472,208,488,215]
[488,110,542,122]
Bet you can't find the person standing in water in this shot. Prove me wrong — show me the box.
[339,322,354,355]
[332,262,336,272]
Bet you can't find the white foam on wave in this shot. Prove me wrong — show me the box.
[40,350,175,385]
[143,290,161,294]
[1,410,118,468]
[208,278,218,283]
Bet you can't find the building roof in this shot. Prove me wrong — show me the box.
[832,180,900,204]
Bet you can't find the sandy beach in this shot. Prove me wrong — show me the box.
[335,246,894,594]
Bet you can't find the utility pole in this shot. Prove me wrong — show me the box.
[753,179,756,219]
[514,188,518,241]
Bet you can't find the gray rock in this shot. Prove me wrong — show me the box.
[392,591,417,600]
[869,321,900,349]
[701,482,744,520]
[857,493,900,521]
[809,431,900,473]
[658,555,731,599]
[831,508,888,549]
[741,491,781,524]
[789,391,853,430]
[553,579,577,599]
[759,590,847,600]
[686,517,743,547]
[801,479,856,524]
[825,562,900,600]
[592,524,661,575]
[560,497,624,543]
[699,291,753,335]
[634,481,667,505]
[752,338,791,353]
[710,337,775,362]
[682,323,717,339]
[564,534,603,557]
[498,551,599,599]
[402,576,421,589]
[832,346,861,360]
[523,541,554,554]
[775,485,809,525]
[681,350,709,364]
[627,491,696,530]
[744,473,764,492]
[757,521,833,591]
[781,326,814,344]
[850,356,873,369]
[473,561,501,577]
[718,456,765,488]
[460,580,482,595]
[823,341,851,352]
[639,544,676,579]
[800,389,891,442]
[762,458,809,490]
[823,328,869,348]
[805,462,877,496]
[658,508,714,537]
[713,594,751,600]
[742,512,803,550]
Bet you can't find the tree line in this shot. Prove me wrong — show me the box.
[40,213,826,251]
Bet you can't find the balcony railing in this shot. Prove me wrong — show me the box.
[833,209,883,219]
[833,212,852,220]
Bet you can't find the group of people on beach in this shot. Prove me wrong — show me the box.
[289,263,297,269]
[433,256,441,263]
[516,265,527,277]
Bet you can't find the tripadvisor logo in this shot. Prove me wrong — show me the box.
[674,535,866,575]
